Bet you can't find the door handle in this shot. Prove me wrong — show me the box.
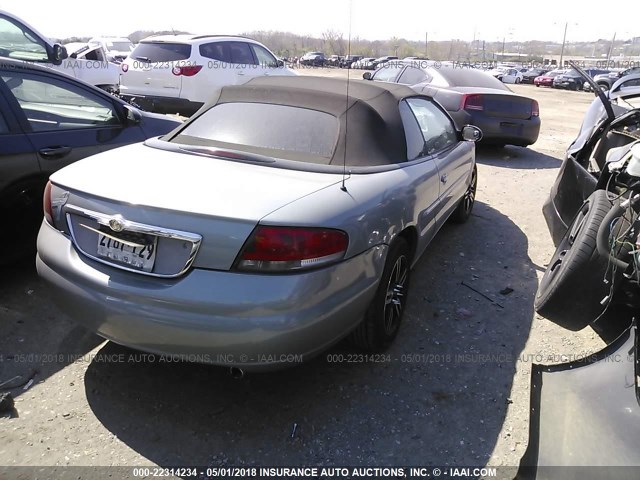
[440,173,448,184]
[237,72,245,76]
[39,146,72,158]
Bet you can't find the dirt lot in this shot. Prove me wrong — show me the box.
[0,70,603,477]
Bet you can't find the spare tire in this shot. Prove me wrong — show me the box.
[535,190,615,330]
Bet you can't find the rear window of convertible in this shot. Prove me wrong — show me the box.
[176,103,339,159]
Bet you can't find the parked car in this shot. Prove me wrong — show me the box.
[592,66,640,91]
[534,69,565,87]
[0,58,182,265]
[62,42,120,93]
[351,57,375,69]
[537,66,640,333]
[0,9,121,91]
[487,67,523,84]
[339,54,362,68]
[36,76,481,371]
[120,35,296,115]
[300,51,325,66]
[371,55,398,69]
[88,36,135,63]
[325,55,343,67]
[553,68,610,90]
[542,72,640,247]
[521,68,549,84]
[365,61,540,146]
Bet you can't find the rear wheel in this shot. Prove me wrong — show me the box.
[350,238,411,351]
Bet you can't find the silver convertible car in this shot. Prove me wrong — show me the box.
[36,76,480,371]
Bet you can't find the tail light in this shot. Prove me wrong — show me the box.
[531,100,539,117]
[121,63,129,72]
[462,94,484,111]
[172,65,203,77]
[236,226,349,272]
[43,181,53,225]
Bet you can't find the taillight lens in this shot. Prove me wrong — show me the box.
[236,226,349,272]
[531,100,539,117]
[121,63,129,72]
[43,181,53,225]
[462,94,484,111]
[172,65,203,77]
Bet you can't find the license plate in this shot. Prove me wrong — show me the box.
[97,233,157,272]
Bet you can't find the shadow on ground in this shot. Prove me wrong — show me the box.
[477,145,562,170]
[83,200,537,467]
[0,257,103,405]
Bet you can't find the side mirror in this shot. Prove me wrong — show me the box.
[362,71,372,80]
[461,125,483,142]
[123,104,142,125]
[52,44,68,64]
[276,60,284,68]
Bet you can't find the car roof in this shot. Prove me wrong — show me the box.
[140,34,259,44]
[191,76,424,166]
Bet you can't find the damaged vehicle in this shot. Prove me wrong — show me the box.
[36,76,481,371]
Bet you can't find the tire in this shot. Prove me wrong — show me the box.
[535,84,540,87]
[350,238,411,351]
[534,190,615,330]
[450,164,477,224]
[515,77,521,84]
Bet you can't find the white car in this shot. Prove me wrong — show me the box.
[119,34,297,115]
[0,10,118,91]
[89,36,135,63]
[488,67,523,84]
[62,43,120,92]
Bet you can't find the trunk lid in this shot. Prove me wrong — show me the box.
[51,142,344,272]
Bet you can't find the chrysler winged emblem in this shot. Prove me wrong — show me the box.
[108,218,125,232]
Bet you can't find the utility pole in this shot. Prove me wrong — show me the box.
[559,22,568,68]
[425,32,428,58]
[606,32,616,67]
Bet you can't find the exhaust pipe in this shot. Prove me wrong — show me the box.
[229,367,245,379]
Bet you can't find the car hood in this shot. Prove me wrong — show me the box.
[50,141,344,221]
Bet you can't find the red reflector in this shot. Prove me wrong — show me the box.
[172,65,203,77]
[238,226,348,272]
[531,100,539,117]
[43,181,53,224]
[462,94,484,111]
[121,63,129,72]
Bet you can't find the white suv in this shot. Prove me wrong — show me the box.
[119,35,297,115]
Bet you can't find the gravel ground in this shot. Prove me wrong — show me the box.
[0,70,606,478]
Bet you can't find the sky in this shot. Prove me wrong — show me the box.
[2,0,636,43]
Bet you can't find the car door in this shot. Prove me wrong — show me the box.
[0,78,40,197]
[398,100,441,257]
[227,41,260,84]
[405,97,472,224]
[2,68,145,178]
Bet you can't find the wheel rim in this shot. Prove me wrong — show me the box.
[463,168,477,213]
[539,201,589,295]
[383,254,409,334]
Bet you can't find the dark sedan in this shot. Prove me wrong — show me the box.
[553,68,610,91]
[365,61,540,146]
[0,58,182,264]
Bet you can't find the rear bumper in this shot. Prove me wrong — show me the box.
[452,110,540,146]
[36,222,387,371]
[120,94,203,116]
